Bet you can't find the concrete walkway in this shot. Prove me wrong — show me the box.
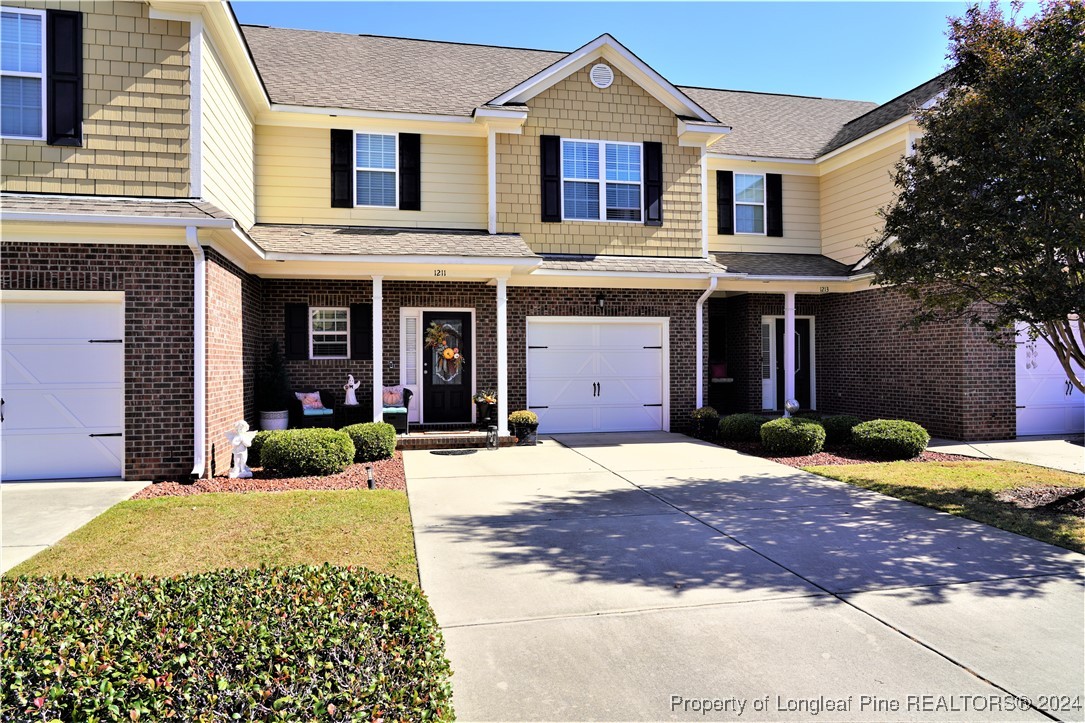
[1,479,148,573]
[929,436,1085,475]
[406,433,1084,722]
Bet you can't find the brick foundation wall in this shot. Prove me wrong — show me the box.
[205,249,262,476]
[1,242,194,480]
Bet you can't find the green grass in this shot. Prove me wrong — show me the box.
[6,489,419,583]
[804,460,1085,553]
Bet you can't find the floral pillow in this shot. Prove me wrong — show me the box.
[382,386,404,407]
[295,391,324,410]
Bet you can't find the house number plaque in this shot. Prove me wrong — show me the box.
[434,269,447,277]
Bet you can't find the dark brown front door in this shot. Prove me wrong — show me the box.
[422,311,472,424]
[775,318,812,410]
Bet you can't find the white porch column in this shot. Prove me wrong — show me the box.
[496,277,509,436]
[372,275,384,423]
[783,290,796,417]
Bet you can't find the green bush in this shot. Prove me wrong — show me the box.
[261,428,355,477]
[718,413,769,443]
[342,422,397,463]
[821,415,862,445]
[852,419,930,460]
[247,429,284,468]
[796,411,824,422]
[689,406,720,440]
[1,565,454,721]
[760,417,826,456]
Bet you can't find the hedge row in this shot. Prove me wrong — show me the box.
[2,565,453,721]
[251,422,397,477]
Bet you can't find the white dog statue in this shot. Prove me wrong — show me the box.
[225,420,258,478]
[343,374,361,406]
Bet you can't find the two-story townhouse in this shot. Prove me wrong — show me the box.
[2,1,1080,483]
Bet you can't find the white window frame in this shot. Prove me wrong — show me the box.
[309,307,350,360]
[353,131,398,209]
[734,172,766,236]
[560,139,643,224]
[0,6,47,141]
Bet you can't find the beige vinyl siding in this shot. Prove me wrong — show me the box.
[820,142,903,264]
[708,171,821,254]
[255,125,487,228]
[201,36,254,228]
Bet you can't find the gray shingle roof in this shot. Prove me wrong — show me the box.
[0,193,230,219]
[539,254,725,275]
[241,26,564,116]
[248,224,536,258]
[712,252,855,278]
[680,87,876,159]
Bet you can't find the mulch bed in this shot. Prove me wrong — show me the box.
[133,451,406,500]
[996,485,1085,517]
[716,440,974,468]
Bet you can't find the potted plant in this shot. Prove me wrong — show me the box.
[257,340,292,430]
[473,389,497,429]
[508,410,539,446]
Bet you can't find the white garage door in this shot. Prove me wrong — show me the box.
[527,318,666,434]
[1016,323,1084,436]
[1,296,124,480]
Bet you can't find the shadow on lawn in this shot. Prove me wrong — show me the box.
[422,470,1083,606]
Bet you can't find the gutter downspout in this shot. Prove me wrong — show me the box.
[695,275,718,409]
[186,226,207,479]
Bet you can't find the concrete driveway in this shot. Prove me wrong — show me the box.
[406,433,1084,722]
[1,479,148,573]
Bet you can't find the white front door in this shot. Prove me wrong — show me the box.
[1015,323,1084,436]
[526,318,667,434]
[1,296,125,480]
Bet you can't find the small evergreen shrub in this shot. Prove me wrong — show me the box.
[852,419,930,459]
[796,412,823,422]
[261,428,355,476]
[690,406,720,440]
[342,422,397,463]
[760,417,826,456]
[247,429,283,468]
[821,415,862,445]
[718,413,769,443]
[1,566,454,721]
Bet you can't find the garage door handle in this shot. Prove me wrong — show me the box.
[89,432,122,437]
[643,403,662,407]
[89,339,123,343]
[528,406,548,410]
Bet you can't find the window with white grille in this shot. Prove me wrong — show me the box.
[735,173,766,234]
[562,139,642,222]
[355,133,397,207]
[310,308,349,359]
[0,7,46,140]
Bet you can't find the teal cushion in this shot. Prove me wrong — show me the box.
[302,407,334,417]
[382,407,408,414]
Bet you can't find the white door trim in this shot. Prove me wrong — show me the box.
[761,314,816,411]
[401,307,476,425]
[526,316,670,432]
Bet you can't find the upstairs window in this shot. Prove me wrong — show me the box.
[734,173,765,234]
[310,308,349,359]
[1,7,45,140]
[562,139,642,222]
[355,133,397,207]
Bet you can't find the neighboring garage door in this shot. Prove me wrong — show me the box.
[1015,323,1084,436]
[1,295,124,480]
[527,318,666,434]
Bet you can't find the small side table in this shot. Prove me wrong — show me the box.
[337,403,368,428]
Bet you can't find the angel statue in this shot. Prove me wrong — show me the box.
[343,374,361,406]
[225,420,258,479]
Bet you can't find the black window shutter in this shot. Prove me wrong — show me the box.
[642,141,663,227]
[284,303,309,360]
[766,173,783,237]
[398,133,421,211]
[350,303,373,360]
[46,10,82,147]
[540,135,561,222]
[330,129,353,208]
[716,170,734,235]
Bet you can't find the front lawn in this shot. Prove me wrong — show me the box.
[805,460,1085,553]
[5,489,418,583]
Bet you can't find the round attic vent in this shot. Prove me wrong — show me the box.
[589,63,614,89]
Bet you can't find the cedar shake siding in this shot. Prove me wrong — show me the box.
[1,242,195,480]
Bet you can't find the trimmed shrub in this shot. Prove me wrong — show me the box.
[760,417,826,456]
[852,419,930,460]
[796,412,823,422]
[1,565,454,721]
[718,413,769,443]
[261,428,355,476]
[342,422,397,463]
[821,415,862,445]
[690,406,720,440]
[247,429,284,468]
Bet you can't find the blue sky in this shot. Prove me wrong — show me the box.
[231,2,1028,104]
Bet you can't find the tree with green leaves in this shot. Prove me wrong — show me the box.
[870,0,1084,391]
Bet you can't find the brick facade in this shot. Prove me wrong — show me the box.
[1,242,195,480]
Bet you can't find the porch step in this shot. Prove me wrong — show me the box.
[396,430,517,451]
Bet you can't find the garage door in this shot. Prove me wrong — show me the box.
[1,296,124,480]
[1016,323,1084,436]
[527,318,666,434]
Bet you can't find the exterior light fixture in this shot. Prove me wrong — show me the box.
[366,465,375,489]
[596,293,605,309]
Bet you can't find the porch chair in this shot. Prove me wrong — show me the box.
[382,387,413,435]
[289,388,338,429]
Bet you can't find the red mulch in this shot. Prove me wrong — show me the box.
[132,451,406,499]
[996,485,1085,516]
[716,440,975,468]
